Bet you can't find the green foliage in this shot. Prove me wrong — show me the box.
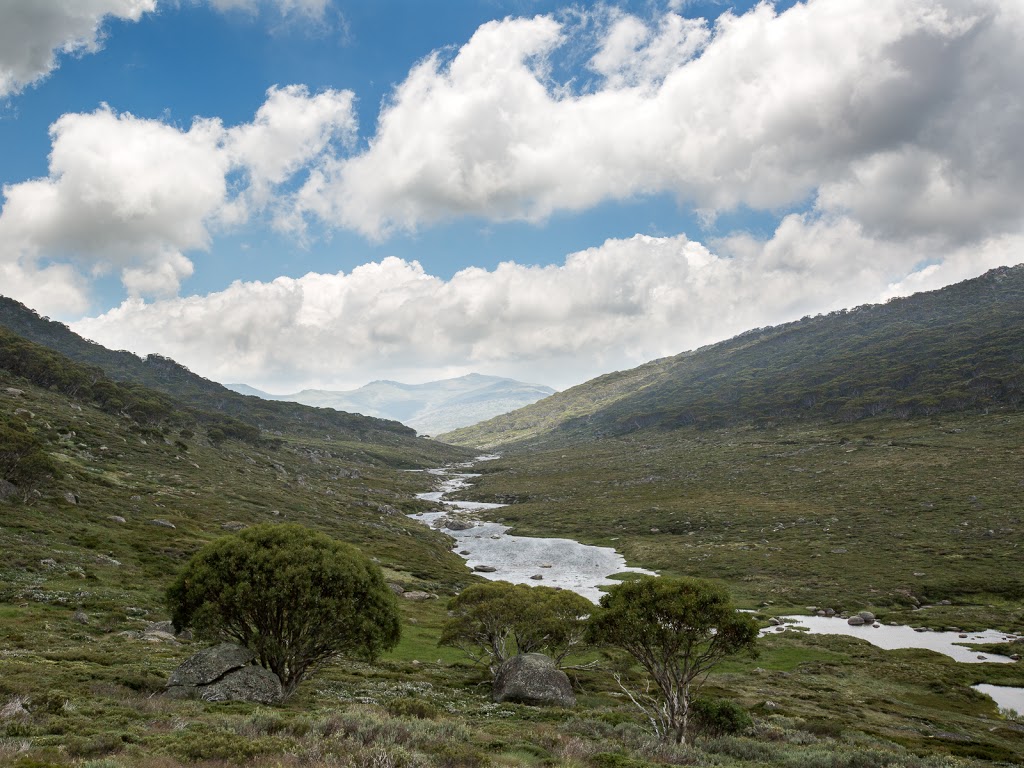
[688,696,752,740]
[0,415,55,487]
[387,696,441,719]
[588,577,758,744]
[439,581,592,673]
[167,523,401,696]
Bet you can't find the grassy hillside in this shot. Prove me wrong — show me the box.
[1,378,1023,765]
[442,265,1024,448]
[0,296,417,444]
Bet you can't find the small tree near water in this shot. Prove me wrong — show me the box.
[167,523,400,697]
[440,581,592,674]
[588,576,757,744]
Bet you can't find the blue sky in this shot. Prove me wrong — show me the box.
[0,1,1021,390]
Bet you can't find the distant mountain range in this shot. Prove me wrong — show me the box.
[442,265,1024,449]
[227,374,556,436]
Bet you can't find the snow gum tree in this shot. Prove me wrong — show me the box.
[167,523,400,697]
[588,576,758,744]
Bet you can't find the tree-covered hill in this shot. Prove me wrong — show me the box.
[0,296,424,446]
[443,265,1024,448]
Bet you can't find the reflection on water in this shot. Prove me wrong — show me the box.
[972,683,1024,716]
[410,457,655,603]
[762,615,1021,664]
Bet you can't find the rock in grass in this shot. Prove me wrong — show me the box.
[72,610,89,625]
[401,591,436,601]
[0,480,17,500]
[166,642,282,704]
[150,519,176,529]
[858,611,875,622]
[492,653,575,707]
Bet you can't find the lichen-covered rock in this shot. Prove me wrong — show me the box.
[168,643,254,687]
[165,642,282,704]
[0,479,17,500]
[401,590,435,601]
[197,666,282,704]
[492,653,575,707]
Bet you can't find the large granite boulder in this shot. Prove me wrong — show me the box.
[165,642,282,704]
[492,653,575,707]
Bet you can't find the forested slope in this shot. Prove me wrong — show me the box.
[443,265,1024,448]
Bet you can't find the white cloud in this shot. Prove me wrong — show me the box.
[204,0,331,21]
[289,0,1024,248]
[71,222,1020,392]
[0,0,155,98]
[0,85,355,304]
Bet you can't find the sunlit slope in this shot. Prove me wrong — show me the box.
[442,265,1024,448]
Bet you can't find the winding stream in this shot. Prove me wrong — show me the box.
[410,456,655,603]
[411,457,1022,677]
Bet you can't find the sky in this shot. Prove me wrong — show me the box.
[0,0,1022,393]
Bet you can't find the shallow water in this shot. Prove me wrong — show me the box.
[972,683,1024,716]
[411,456,656,603]
[762,615,1021,664]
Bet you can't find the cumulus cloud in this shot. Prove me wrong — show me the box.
[71,222,1017,392]
[290,0,1024,248]
[0,85,355,307]
[0,0,155,97]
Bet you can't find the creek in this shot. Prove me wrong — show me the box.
[412,457,1022,672]
[971,684,1024,717]
[410,456,655,603]
[762,615,1021,664]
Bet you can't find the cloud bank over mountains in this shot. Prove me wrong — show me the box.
[3,0,1023,389]
[73,225,1020,391]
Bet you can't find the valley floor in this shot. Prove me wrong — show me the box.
[1,377,1023,766]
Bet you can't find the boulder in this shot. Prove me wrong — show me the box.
[847,615,865,626]
[72,610,89,625]
[530,574,544,580]
[0,479,17,500]
[198,666,282,704]
[474,565,497,573]
[492,653,575,707]
[151,519,176,529]
[444,519,476,531]
[402,591,436,601]
[387,582,405,595]
[858,611,875,622]
[165,642,282,704]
